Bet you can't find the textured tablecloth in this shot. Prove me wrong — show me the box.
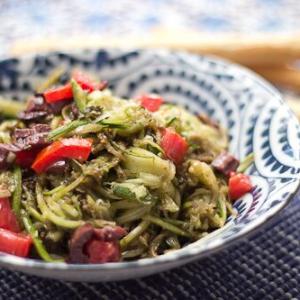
[0,194,299,300]
[1,1,300,299]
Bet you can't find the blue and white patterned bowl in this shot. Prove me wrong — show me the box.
[0,49,299,282]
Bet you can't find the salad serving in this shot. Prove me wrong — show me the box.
[0,69,253,264]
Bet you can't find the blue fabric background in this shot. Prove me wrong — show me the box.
[0,0,300,56]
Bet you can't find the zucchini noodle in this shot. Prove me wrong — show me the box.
[12,166,22,218]
[0,70,248,263]
[0,97,26,118]
[22,211,63,262]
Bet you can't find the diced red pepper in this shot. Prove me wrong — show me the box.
[138,94,163,112]
[72,71,102,93]
[85,239,121,264]
[68,225,126,263]
[229,173,253,201]
[15,148,43,168]
[0,198,20,233]
[43,83,73,104]
[0,228,32,257]
[31,138,92,174]
[160,128,188,164]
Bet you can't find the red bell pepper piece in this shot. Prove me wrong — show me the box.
[0,198,20,233]
[72,71,102,93]
[15,148,43,168]
[31,138,92,174]
[229,173,253,201]
[0,228,32,257]
[85,239,121,264]
[138,94,163,112]
[160,128,188,164]
[43,83,73,104]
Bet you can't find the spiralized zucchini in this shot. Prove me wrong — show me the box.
[0,71,236,262]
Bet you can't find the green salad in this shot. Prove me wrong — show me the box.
[0,69,253,264]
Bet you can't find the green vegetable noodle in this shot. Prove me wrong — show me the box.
[12,166,22,218]
[0,70,252,264]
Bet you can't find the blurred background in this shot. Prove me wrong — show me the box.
[1,0,300,43]
[1,0,300,113]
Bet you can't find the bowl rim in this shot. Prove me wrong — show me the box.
[0,47,299,272]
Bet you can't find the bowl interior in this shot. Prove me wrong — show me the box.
[0,48,299,277]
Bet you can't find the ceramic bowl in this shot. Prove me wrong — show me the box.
[0,49,299,282]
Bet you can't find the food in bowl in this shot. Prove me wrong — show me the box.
[0,70,253,263]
